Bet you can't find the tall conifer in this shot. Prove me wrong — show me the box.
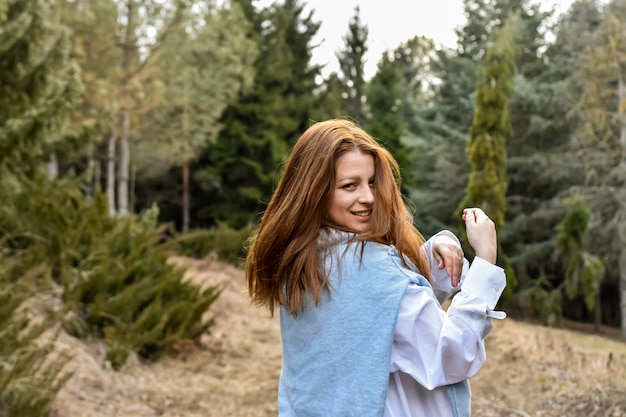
[0,0,82,173]
[366,52,411,188]
[135,2,257,233]
[573,0,626,337]
[461,15,519,228]
[336,6,368,124]
[199,0,321,228]
[459,15,520,298]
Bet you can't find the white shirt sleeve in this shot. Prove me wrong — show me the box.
[422,230,468,303]
[390,256,506,390]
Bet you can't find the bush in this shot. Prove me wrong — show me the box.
[172,222,254,266]
[0,256,72,417]
[0,174,223,369]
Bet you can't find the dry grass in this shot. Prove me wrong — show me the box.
[50,257,626,416]
[472,319,626,416]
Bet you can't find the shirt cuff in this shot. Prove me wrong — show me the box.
[460,256,506,310]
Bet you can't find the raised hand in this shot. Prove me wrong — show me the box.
[462,208,497,264]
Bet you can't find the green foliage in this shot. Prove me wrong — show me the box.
[198,0,321,229]
[456,14,521,302]
[172,223,255,266]
[5,0,621,332]
[0,259,72,417]
[459,14,520,229]
[313,72,344,121]
[0,174,223,370]
[566,0,626,337]
[133,1,258,231]
[366,52,411,188]
[56,0,121,154]
[555,197,591,266]
[393,35,436,130]
[409,120,469,237]
[336,5,368,124]
[521,274,563,327]
[555,195,604,310]
[573,2,626,149]
[499,0,604,322]
[136,1,257,177]
[0,0,83,173]
[580,253,605,310]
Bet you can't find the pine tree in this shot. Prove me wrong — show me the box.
[313,72,344,120]
[409,0,519,235]
[554,196,605,330]
[336,5,368,124]
[197,0,321,228]
[0,0,82,174]
[135,1,257,233]
[56,0,121,193]
[392,36,436,132]
[394,36,470,236]
[461,15,519,227]
[501,0,602,296]
[572,0,626,337]
[110,0,187,215]
[366,52,411,188]
[459,14,520,299]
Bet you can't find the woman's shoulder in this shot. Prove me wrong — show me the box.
[363,242,430,286]
[319,228,426,280]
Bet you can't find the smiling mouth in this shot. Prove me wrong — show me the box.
[352,210,372,217]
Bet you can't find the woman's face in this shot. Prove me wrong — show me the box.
[327,150,375,233]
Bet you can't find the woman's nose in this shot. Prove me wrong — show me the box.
[359,185,374,203]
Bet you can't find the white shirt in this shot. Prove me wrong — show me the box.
[384,232,506,417]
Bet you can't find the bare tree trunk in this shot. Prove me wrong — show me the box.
[618,76,626,339]
[117,0,135,216]
[130,163,136,212]
[47,153,58,180]
[107,130,116,215]
[619,206,626,340]
[93,158,101,193]
[607,35,626,339]
[117,107,130,215]
[182,161,190,233]
[617,123,625,341]
[618,67,625,163]
[181,71,190,233]
[621,262,626,339]
[594,291,602,333]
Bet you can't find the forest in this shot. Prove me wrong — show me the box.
[1,0,626,414]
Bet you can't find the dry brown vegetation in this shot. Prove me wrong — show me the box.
[51,257,626,417]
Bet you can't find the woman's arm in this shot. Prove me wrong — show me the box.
[394,208,505,389]
[390,258,505,389]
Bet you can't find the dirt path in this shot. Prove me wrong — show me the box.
[52,257,626,416]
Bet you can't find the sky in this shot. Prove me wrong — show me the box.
[283,0,577,79]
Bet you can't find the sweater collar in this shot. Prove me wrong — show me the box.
[317,227,357,250]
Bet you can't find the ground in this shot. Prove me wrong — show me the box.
[51,257,626,417]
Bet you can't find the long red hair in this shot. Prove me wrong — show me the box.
[245,119,430,315]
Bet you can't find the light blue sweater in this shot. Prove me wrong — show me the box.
[278,230,470,416]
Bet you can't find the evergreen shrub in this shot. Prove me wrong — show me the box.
[519,275,563,327]
[0,175,223,369]
[172,222,254,266]
[0,256,72,417]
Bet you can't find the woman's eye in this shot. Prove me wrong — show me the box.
[342,183,356,190]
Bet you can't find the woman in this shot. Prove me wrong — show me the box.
[246,119,506,417]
